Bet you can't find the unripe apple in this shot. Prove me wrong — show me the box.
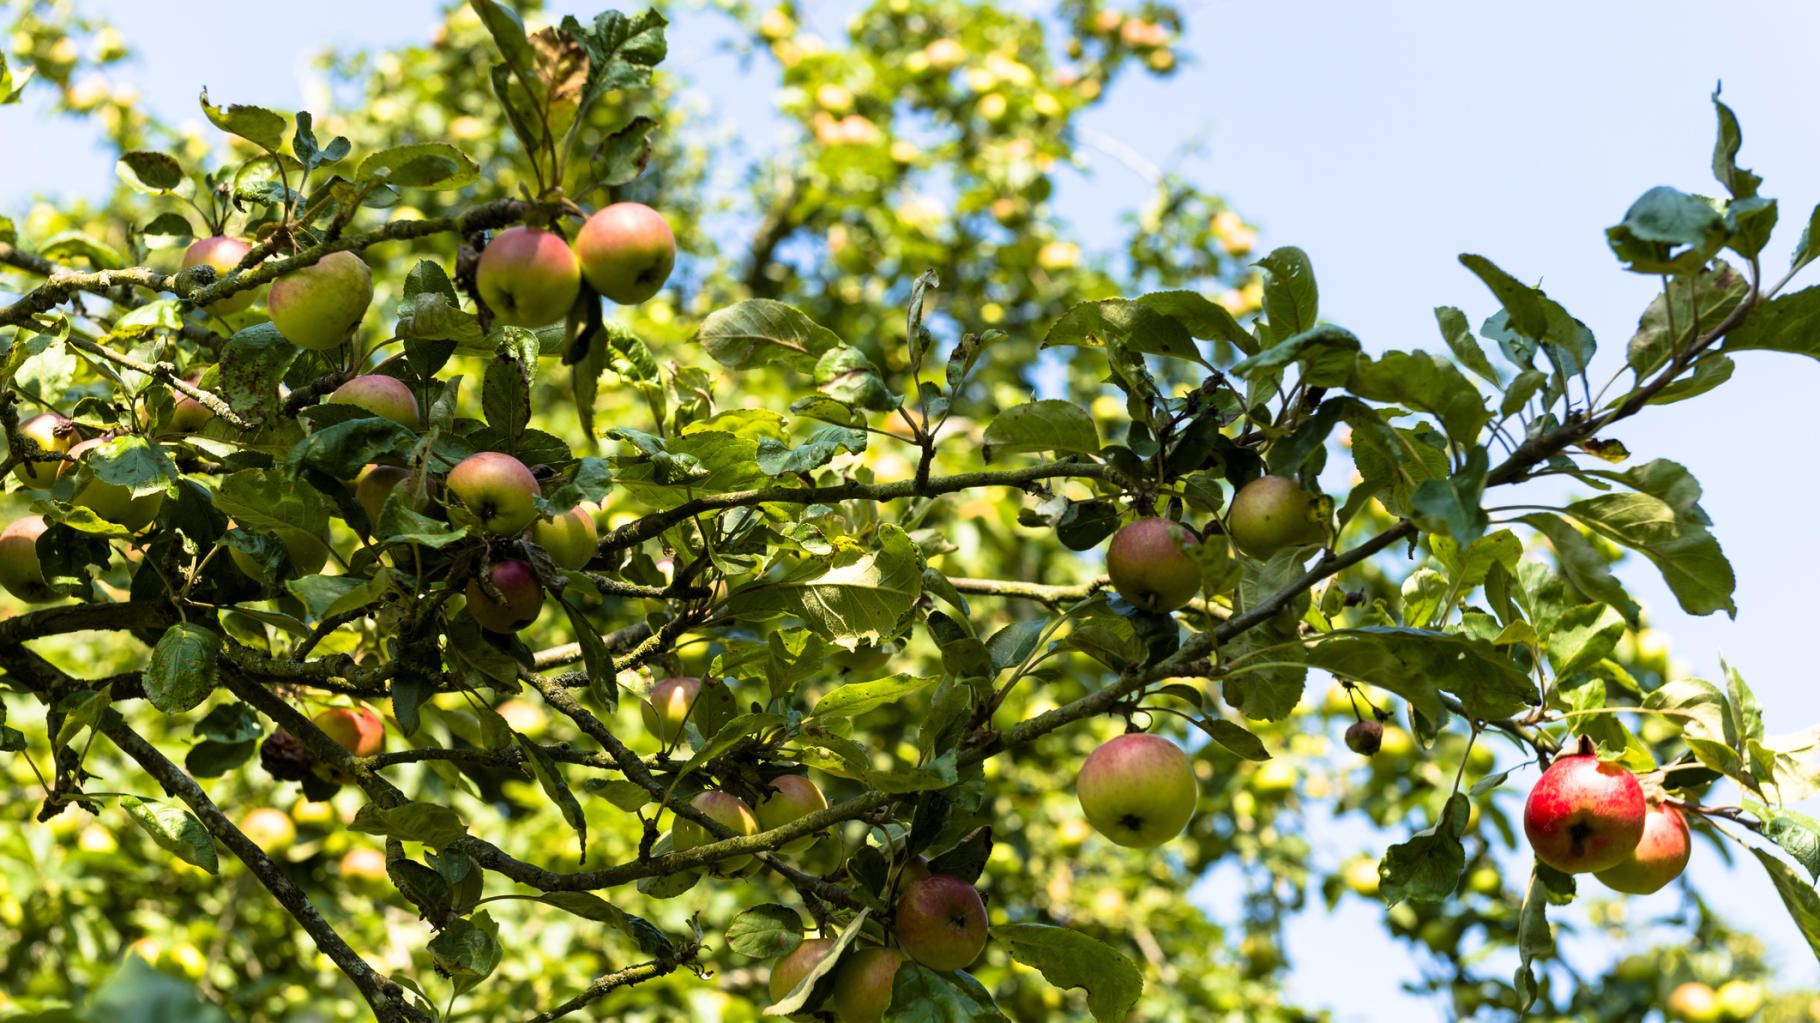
[1226,475,1325,559]
[445,451,540,534]
[238,806,297,854]
[894,874,988,971]
[672,790,760,874]
[476,226,582,327]
[641,676,705,743]
[1523,738,1646,873]
[1594,801,1691,894]
[465,558,544,633]
[328,375,420,429]
[229,525,330,579]
[1344,720,1383,756]
[1715,980,1764,1020]
[311,706,386,758]
[1105,517,1202,612]
[0,516,56,603]
[530,504,598,570]
[180,235,256,314]
[829,946,906,1022]
[268,250,373,350]
[1668,982,1721,1023]
[61,437,164,530]
[768,937,834,1003]
[754,774,829,853]
[11,413,74,488]
[573,202,676,305]
[168,392,215,433]
[353,464,425,530]
[1076,732,1197,847]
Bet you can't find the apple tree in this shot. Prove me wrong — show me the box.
[2,2,1820,1021]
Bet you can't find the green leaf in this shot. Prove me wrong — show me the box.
[1751,847,1820,963]
[981,400,1100,461]
[1606,186,1727,274]
[1749,803,1820,881]
[1519,513,1640,627]
[1256,246,1318,336]
[1515,869,1555,1009]
[121,796,218,874]
[357,142,479,190]
[1134,289,1255,352]
[428,914,502,993]
[1308,627,1537,721]
[1563,492,1736,617]
[1378,793,1469,906]
[1434,305,1501,384]
[116,151,184,193]
[1724,285,1820,361]
[144,624,222,715]
[1460,254,1547,339]
[726,904,805,959]
[1410,447,1488,546]
[886,963,1012,1022]
[1199,718,1270,761]
[765,908,871,1016]
[198,89,287,152]
[724,523,924,645]
[1628,264,1750,375]
[1348,350,1490,448]
[1710,87,1761,200]
[810,674,937,721]
[515,733,586,861]
[697,299,842,373]
[1229,323,1360,387]
[992,923,1143,1023]
[1544,603,1626,677]
[1645,678,1739,779]
[1040,298,1211,366]
[350,801,469,848]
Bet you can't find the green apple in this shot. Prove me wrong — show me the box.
[445,451,540,535]
[268,250,373,350]
[671,790,759,874]
[829,946,906,1022]
[1076,732,1197,847]
[465,558,544,633]
[894,874,988,971]
[754,774,829,853]
[60,437,164,531]
[530,503,598,571]
[328,375,420,429]
[641,677,705,744]
[1226,475,1325,559]
[1667,982,1721,1023]
[353,464,426,531]
[238,806,297,854]
[476,226,582,328]
[0,516,56,603]
[11,413,74,489]
[168,391,215,433]
[767,937,834,1004]
[1523,740,1646,874]
[1105,517,1201,611]
[573,202,676,305]
[1715,980,1764,1020]
[180,235,256,314]
[338,846,389,884]
[1595,801,1691,894]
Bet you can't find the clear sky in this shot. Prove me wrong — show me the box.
[5,1,1820,1018]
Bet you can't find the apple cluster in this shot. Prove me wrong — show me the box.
[1523,736,1691,895]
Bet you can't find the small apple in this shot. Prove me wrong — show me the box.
[829,946,906,1022]
[445,451,540,535]
[353,464,425,530]
[1667,982,1721,1023]
[530,503,598,571]
[1523,737,1646,874]
[641,676,705,743]
[1076,732,1197,847]
[1594,800,1691,894]
[61,437,164,531]
[1344,720,1383,756]
[180,235,256,314]
[1715,980,1764,1020]
[11,413,75,489]
[573,202,676,305]
[229,525,330,579]
[476,226,582,328]
[311,706,385,758]
[338,846,389,883]
[894,874,988,971]
[1105,517,1202,612]
[754,774,829,853]
[268,250,373,350]
[0,516,56,603]
[768,937,834,1003]
[1226,475,1325,559]
[465,558,544,633]
[328,375,420,429]
[671,790,760,874]
[238,806,297,854]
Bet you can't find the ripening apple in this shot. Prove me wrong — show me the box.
[1226,475,1326,559]
[1667,982,1721,1023]
[1105,517,1202,612]
[767,937,834,1004]
[465,558,544,633]
[1076,732,1198,847]
[829,946,906,1023]
[476,226,582,327]
[180,235,256,314]
[268,250,373,350]
[671,790,760,874]
[238,806,297,854]
[894,874,988,971]
[641,676,705,743]
[445,451,541,534]
[1594,801,1691,894]
[228,525,330,580]
[353,464,426,531]
[338,846,389,884]
[573,202,676,305]
[328,375,420,429]
[1523,738,1646,873]
[311,706,386,758]
[530,504,598,571]
[754,774,829,853]
[168,391,215,433]
[0,516,56,603]
[59,437,165,531]
[11,413,74,489]
[1715,980,1764,1021]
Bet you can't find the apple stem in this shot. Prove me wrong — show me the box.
[1575,734,1596,757]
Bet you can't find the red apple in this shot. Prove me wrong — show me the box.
[11,413,74,489]
[828,946,906,1022]
[573,202,676,305]
[671,790,760,874]
[1076,732,1197,847]
[60,437,165,531]
[0,515,56,603]
[1226,475,1325,559]
[894,874,988,971]
[445,452,540,535]
[754,774,829,853]
[1523,738,1647,874]
[530,503,598,571]
[311,706,386,758]
[1595,801,1691,894]
[767,937,834,1003]
[1105,517,1202,612]
[476,226,581,328]
[329,375,420,429]
[268,250,373,350]
[180,235,256,314]
[465,558,544,633]
[641,676,705,743]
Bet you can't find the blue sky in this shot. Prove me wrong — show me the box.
[5,1,1820,1018]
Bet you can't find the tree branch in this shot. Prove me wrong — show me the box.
[523,939,703,1023]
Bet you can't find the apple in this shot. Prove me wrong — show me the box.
[1667,982,1720,1023]
[897,853,933,890]
[641,676,705,743]
[530,503,598,571]
[1595,801,1691,894]
[829,946,906,1023]
[180,235,256,314]
[238,806,297,854]
[754,774,829,853]
[60,437,164,531]
[894,874,988,971]
[168,391,215,433]
[328,375,420,429]
[353,464,426,530]
[1106,517,1202,612]
[311,706,386,758]
[268,250,373,350]
[573,202,676,305]
[465,558,544,633]
[0,516,56,603]
[11,413,74,489]
[476,226,582,327]
[1226,475,1325,559]
[1715,980,1764,1020]
[445,451,540,534]
[229,525,330,579]
[338,846,389,883]
[1076,732,1197,847]
[767,937,834,1003]
[1523,738,1646,873]
[671,790,760,874]
[1344,720,1383,756]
